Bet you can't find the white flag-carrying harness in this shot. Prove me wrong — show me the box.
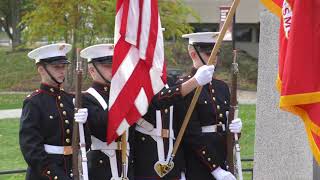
[86,88,129,179]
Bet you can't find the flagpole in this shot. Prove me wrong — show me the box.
[153,0,241,177]
[121,131,128,179]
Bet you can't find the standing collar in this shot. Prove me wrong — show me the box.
[40,83,62,94]
[91,81,110,93]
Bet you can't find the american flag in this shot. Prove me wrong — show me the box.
[107,0,165,142]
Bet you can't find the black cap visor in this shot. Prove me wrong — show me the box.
[38,56,70,65]
[89,56,113,64]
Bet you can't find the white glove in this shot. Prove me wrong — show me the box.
[74,108,88,124]
[229,118,242,133]
[211,167,236,180]
[194,65,215,86]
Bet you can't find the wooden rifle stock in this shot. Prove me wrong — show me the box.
[226,50,239,174]
[72,48,82,180]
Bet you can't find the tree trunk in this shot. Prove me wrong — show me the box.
[10,0,21,51]
[64,4,80,92]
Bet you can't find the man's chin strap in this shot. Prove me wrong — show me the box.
[43,64,64,86]
[192,45,207,66]
[92,63,111,84]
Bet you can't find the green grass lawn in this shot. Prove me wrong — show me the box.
[0,94,28,110]
[0,119,26,180]
[0,48,39,91]
[239,104,256,180]
[0,105,256,180]
[0,47,91,91]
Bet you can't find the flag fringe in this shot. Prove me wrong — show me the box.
[260,0,282,17]
[279,100,320,165]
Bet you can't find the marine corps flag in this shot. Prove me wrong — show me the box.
[108,0,165,143]
[261,0,320,163]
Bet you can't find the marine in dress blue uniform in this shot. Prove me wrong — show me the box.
[80,44,134,180]
[20,43,75,180]
[175,32,242,180]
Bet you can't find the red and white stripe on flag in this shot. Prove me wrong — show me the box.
[107,0,165,143]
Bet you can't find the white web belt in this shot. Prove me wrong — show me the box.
[91,136,129,179]
[201,123,226,133]
[135,106,175,162]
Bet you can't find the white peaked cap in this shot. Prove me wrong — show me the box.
[80,44,114,63]
[182,32,220,44]
[28,43,72,64]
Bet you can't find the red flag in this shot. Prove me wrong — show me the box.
[108,0,165,143]
[261,0,320,163]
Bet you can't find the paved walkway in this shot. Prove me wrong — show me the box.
[0,91,30,95]
[238,90,257,104]
[0,109,22,120]
[0,90,256,120]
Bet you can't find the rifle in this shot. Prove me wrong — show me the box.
[72,48,89,180]
[226,50,243,179]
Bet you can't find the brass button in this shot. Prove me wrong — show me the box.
[47,170,51,175]
[65,120,69,124]
[36,89,39,92]
[49,115,53,119]
[70,173,73,177]
[104,87,108,91]
[219,114,223,118]
[212,97,216,101]
[66,129,70,134]
[224,100,227,104]
[160,91,164,95]
[188,75,191,78]
[179,78,184,81]
[63,111,67,116]
[202,151,206,155]
[99,160,103,164]
[204,101,207,104]
[164,109,168,114]
[54,176,58,180]
[66,138,70,143]
[141,137,145,141]
[58,96,61,100]
[217,105,220,110]
[27,94,31,98]
[50,88,54,92]
[168,90,171,93]
[60,103,64,108]
[208,157,211,161]
[211,89,215,93]
[212,164,216,168]
[176,88,179,91]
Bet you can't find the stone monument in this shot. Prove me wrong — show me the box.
[253,9,316,180]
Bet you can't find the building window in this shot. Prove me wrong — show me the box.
[235,26,252,42]
[191,23,219,33]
